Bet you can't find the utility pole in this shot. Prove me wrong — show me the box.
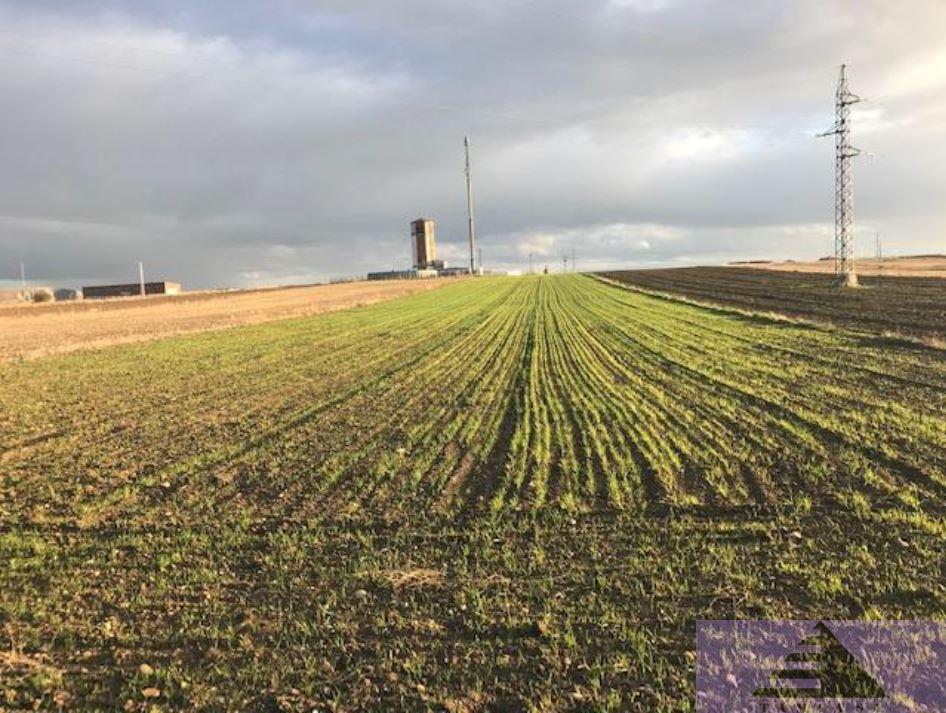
[19,262,26,295]
[464,137,477,275]
[138,261,146,297]
[819,64,862,288]
[478,247,483,275]
[875,231,882,261]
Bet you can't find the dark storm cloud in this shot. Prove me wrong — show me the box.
[1,0,944,287]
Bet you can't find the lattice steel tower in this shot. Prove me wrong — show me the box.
[819,64,862,287]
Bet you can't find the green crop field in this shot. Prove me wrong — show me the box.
[2,275,945,711]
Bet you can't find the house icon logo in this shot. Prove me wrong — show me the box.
[753,621,885,701]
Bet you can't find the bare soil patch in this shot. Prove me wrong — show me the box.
[601,266,946,341]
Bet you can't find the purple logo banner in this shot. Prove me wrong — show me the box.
[696,620,946,712]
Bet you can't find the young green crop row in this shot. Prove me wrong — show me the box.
[2,274,945,529]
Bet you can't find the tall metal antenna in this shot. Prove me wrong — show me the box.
[875,231,882,261]
[464,137,477,275]
[818,64,862,288]
[138,261,146,297]
[19,262,26,295]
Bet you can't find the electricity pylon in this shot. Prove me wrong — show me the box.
[819,64,862,287]
[464,137,477,275]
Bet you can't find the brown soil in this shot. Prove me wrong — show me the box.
[736,255,946,277]
[0,279,451,363]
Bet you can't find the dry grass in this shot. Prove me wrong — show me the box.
[383,568,445,591]
[0,279,453,363]
[740,255,946,277]
[0,649,60,674]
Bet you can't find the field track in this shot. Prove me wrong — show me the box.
[2,275,944,710]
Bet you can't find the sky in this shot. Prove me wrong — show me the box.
[1,1,945,288]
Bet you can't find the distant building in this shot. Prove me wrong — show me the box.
[439,267,471,277]
[367,268,443,281]
[411,218,438,270]
[367,270,415,281]
[53,288,83,301]
[82,281,181,299]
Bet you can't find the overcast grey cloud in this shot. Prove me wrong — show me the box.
[1,1,944,288]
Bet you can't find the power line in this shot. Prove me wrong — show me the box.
[505,0,766,58]
[0,25,825,138]
[0,43,212,80]
[0,41,567,127]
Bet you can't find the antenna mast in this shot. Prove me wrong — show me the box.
[819,64,862,287]
[464,137,477,275]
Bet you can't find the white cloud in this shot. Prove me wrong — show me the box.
[849,107,913,135]
[875,49,946,100]
[663,128,754,161]
[2,0,946,286]
[607,0,675,12]
[515,232,558,257]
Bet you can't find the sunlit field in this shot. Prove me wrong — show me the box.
[2,275,944,710]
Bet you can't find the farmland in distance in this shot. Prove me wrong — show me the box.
[602,266,946,342]
[1,275,945,710]
[0,278,448,363]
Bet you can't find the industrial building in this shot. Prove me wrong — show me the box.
[368,218,471,281]
[82,281,181,299]
[367,270,416,281]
